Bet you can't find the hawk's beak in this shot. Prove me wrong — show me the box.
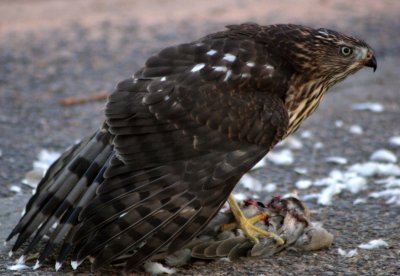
[365,55,377,72]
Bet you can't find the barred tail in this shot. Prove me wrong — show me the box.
[6,128,114,269]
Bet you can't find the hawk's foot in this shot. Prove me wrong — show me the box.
[226,194,285,245]
[221,212,267,232]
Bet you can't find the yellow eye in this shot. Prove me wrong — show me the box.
[340,46,353,56]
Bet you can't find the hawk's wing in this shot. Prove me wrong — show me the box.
[72,37,290,270]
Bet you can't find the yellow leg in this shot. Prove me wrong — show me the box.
[221,213,267,231]
[227,194,285,245]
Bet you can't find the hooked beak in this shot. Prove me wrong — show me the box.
[365,54,377,72]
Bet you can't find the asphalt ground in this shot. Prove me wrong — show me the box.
[0,1,399,275]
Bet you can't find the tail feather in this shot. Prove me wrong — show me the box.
[22,144,113,255]
[8,132,109,242]
[23,135,93,213]
[7,129,113,261]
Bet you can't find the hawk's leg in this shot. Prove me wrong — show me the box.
[225,194,285,245]
[221,212,268,231]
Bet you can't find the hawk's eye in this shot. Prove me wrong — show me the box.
[340,46,353,57]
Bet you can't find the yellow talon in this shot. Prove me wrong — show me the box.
[226,194,285,245]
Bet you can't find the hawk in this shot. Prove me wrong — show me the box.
[7,23,377,272]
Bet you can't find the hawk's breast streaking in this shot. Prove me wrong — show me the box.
[7,23,376,272]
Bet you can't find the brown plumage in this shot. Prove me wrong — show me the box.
[7,23,377,272]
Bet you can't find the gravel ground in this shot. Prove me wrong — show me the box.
[1,0,400,275]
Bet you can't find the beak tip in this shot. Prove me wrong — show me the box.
[365,55,377,72]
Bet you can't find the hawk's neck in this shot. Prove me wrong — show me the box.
[284,76,329,137]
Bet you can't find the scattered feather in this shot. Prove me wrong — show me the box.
[233,193,247,201]
[278,136,303,150]
[346,176,368,194]
[326,156,348,165]
[295,180,312,189]
[9,185,22,193]
[301,193,320,201]
[369,189,400,205]
[240,174,263,192]
[317,184,344,205]
[376,177,400,188]
[313,142,324,149]
[266,149,294,166]
[388,136,400,147]
[251,158,266,170]
[313,170,367,205]
[6,263,30,271]
[33,150,61,171]
[7,255,29,271]
[338,248,358,257]
[264,183,277,192]
[353,198,367,205]
[22,170,43,188]
[335,120,344,128]
[300,130,313,139]
[282,190,299,199]
[352,102,384,113]
[143,262,176,275]
[358,239,389,250]
[370,149,397,163]
[349,125,363,135]
[294,167,308,175]
[349,162,400,177]
[165,248,193,267]
[22,149,61,188]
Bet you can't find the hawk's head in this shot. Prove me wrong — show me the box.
[264,24,377,85]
